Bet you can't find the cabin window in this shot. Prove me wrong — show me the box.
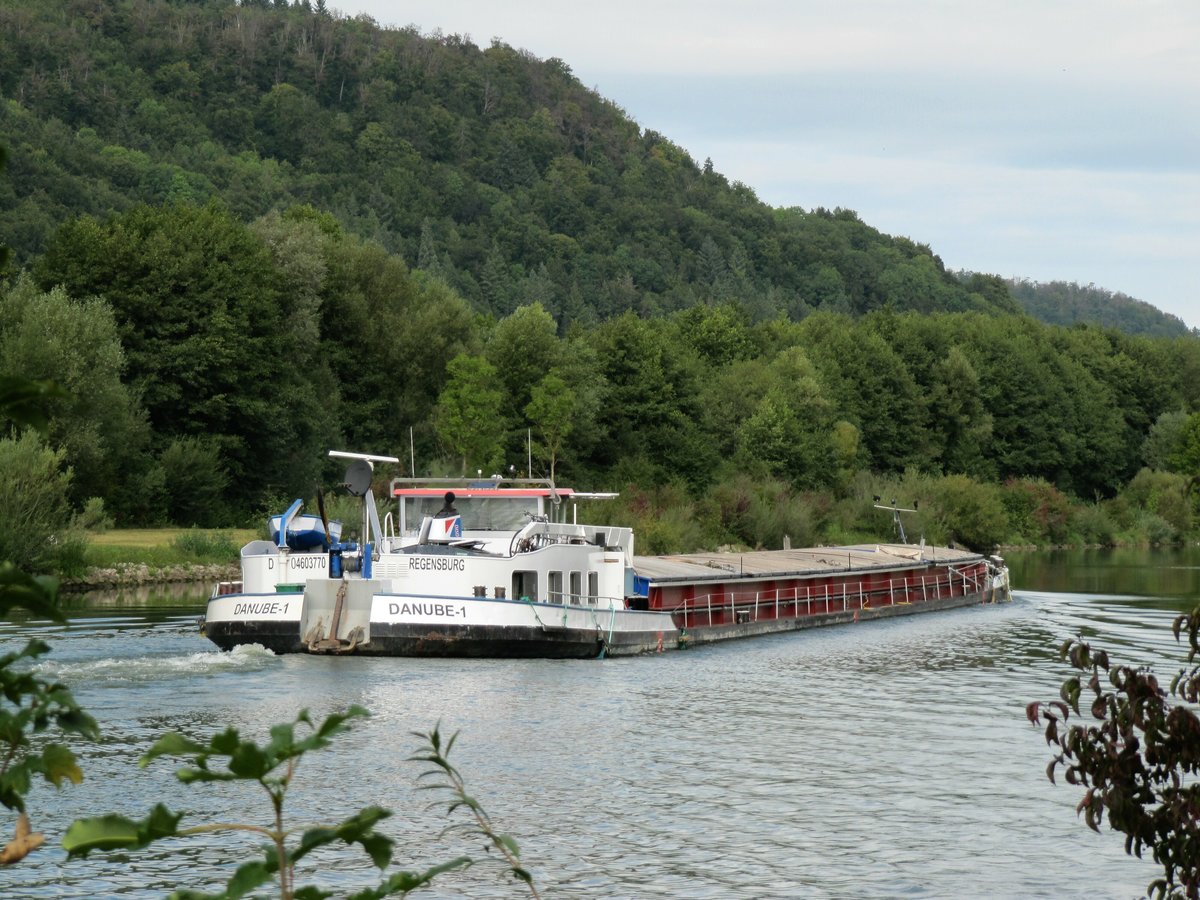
[569,571,582,605]
[513,571,538,603]
[549,571,564,605]
[587,572,599,605]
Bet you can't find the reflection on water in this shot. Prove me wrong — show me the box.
[1008,546,1200,603]
[2,549,1198,898]
[56,580,213,609]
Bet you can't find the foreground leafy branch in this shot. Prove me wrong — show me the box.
[1027,607,1200,899]
[64,707,470,900]
[0,634,99,865]
[411,724,541,899]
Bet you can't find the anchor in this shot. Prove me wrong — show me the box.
[309,582,349,653]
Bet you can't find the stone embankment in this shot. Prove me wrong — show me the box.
[61,563,239,592]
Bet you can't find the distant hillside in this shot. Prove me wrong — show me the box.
[1007,279,1192,339]
[0,0,1021,324]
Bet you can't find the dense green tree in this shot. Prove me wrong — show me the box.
[956,317,1083,487]
[1169,413,1200,481]
[584,312,716,487]
[1010,278,1190,338]
[1113,469,1194,539]
[524,372,576,481]
[0,432,75,572]
[798,313,928,473]
[0,276,147,515]
[158,436,229,528]
[1145,410,1192,471]
[674,303,753,367]
[549,331,606,479]
[731,346,836,488]
[925,474,1007,551]
[435,354,505,476]
[312,221,475,458]
[33,202,330,517]
[927,346,993,478]
[736,388,833,488]
[484,303,563,454]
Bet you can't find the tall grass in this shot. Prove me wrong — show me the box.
[83,528,257,568]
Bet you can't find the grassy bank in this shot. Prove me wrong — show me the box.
[82,528,258,570]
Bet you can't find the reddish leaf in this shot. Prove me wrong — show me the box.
[1026,701,1043,724]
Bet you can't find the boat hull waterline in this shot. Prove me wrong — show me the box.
[204,581,997,658]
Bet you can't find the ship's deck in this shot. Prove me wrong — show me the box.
[632,543,984,584]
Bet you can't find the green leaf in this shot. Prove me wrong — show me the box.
[54,707,101,740]
[293,806,393,867]
[289,706,369,757]
[265,720,298,757]
[346,857,472,900]
[227,742,271,779]
[39,743,83,788]
[175,767,238,784]
[358,832,394,870]
[140,731,209,766]
[0,563,63,622]
[62,804,182,858]
[208,726,243,756]
[223,859,277,898]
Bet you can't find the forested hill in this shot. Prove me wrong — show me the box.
[3,0,1200,553]
[1008,280,1192,339]
[0,0,1023,323]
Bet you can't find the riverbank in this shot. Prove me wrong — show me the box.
[60,562,238,592]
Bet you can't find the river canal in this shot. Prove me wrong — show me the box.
[4,548,1200,898]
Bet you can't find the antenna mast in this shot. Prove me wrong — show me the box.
[873,498,917,544]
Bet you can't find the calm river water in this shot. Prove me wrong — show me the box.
[5,548,1200,898]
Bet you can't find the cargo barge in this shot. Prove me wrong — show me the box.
[202,451,1009,657]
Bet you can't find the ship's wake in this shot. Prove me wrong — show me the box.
[34,642,276,684]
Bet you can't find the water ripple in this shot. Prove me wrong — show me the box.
[8,566,1200,898]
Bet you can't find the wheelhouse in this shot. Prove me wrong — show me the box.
[389,477,616,539]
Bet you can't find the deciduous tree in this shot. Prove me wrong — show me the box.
[0,276,147,516]
[435,354,505,475]
[525,372,575,481]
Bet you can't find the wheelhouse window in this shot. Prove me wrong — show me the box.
[401,495,547,533]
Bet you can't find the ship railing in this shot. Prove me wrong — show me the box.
[512,522,605,554]
[671,563,990,628]
[545,588,603,607]
[211,581,243,600]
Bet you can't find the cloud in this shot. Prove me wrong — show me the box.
[357,1,1200,80]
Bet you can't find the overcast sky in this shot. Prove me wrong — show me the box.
[344,1,1199,329]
